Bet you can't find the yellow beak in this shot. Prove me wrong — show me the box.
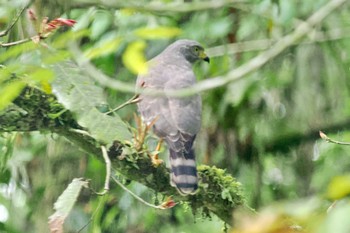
[199,50,210,63]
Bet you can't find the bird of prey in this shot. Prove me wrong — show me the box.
[136,39,209,195]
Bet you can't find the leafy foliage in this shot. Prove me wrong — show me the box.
[52,62,132,144]
[1,0,350,232]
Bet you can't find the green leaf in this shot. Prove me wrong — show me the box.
[78,108,131,142]
[52,29,90,49]
[122,40,148,75]
[134,26,182,39]
[0,65,18,83]
[0,133,16,173]
[72,7,96,32]
[27,68,55,93]
[52,62,132,144]
[91,11,113,39]
[323,201,350,233]
[48,178,88,233]
[28,68,55,82]
[0,43,38,63]
[42,50,72,65]
[0,81,26,110]
[327,175,350,200]
[84,37,122,59]
[52,62,106,111]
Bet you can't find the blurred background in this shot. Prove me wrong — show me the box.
[1,0,350,232]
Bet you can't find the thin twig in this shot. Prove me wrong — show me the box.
[105,94,139,115]
[77,194,107,233]
[319,131,350,146]
[0,4,28,37]
[0,38,31,47]
[96,146,111,195]
[69,128,93,138]
[72,0,247,13]
[70,0,347,98]
[207,27,350,57]
[111,175,168,209]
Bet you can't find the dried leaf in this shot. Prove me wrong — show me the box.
[48,178,88,233]
[159,196,177,209]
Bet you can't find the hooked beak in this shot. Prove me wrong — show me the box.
[199,50,210,63]
[203,56,210,63]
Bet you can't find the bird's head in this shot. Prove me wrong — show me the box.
[166,39,210,64]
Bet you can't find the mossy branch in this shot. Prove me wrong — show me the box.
[0,86,247,225]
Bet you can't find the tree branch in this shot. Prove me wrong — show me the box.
[0,38,32,48]
[1,86,246,225]
[71,0,247,13]
[0,4,29,37]
[265,119,350,154]
[207,27,350,57]
[70,0,347,98]
[319,131,350,146]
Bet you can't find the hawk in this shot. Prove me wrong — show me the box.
[136,39,209,195]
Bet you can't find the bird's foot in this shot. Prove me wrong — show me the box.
[149,138,164,167]
[149,151,163,167]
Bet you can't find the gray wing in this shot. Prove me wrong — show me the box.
[136,67,178,138]
[164,69,201,134]
[136,68,201,150]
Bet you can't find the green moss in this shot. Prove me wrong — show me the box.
[198,165,245,204]
[189,165,246,224]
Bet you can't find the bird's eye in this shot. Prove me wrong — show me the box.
[193,46,200,54]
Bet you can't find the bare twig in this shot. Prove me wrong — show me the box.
[72,0,247,13]
[70,0,347,98]
[96,145,111,195]
[69,128,93,137]
[111,175,174,209]
[167,0,347,97]
[207,27,350,57]
[105,94,139,115]
[319,131,350,146]
[0,5,28,37]
[77,194,107,232]
[0,38,32,47]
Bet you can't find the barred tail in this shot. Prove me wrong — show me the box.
[169,148,198,195]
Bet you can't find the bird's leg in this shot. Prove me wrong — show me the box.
[143,116,163,167]
[155,138,163,152]
[133,113,143,151]
[134,114,159,152]
[149,139,164,167]
[150,138,164,167]
[133,114,163,167]
[106,94,140,115]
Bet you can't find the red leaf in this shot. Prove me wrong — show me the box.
[42,18,76,34]
[49,18,76,27]
[160,197,177,209]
